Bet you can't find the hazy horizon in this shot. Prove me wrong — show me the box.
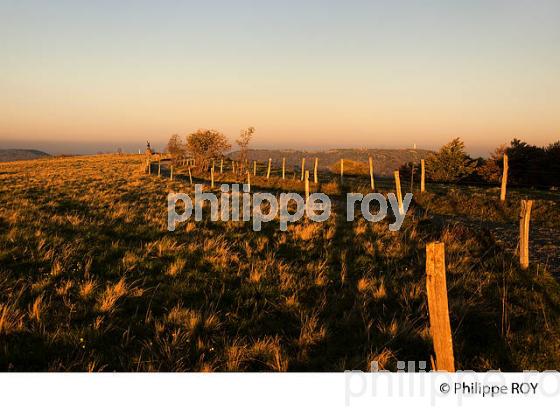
[1,0,559,157]
[0,135,554,158]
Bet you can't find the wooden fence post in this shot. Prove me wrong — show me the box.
[426,242,455,372]
[188,167,193,185]
[313,157,319,184]
[232,160,235,174]
[421,159,426,193]
[247,171,251,192]
[394,170,404,215]
[147,159,151,174]
[158,160,161,177]
[282,158,286,180]
[500,154,508,202]
[267,158,272,179]
[220,158,223,174]
[519,199,533,270]
[304,170,310,202]
[253,160,257,176]
[410,162,414,193]
[301,158,305,181]
[369,157,374,191]
[211,166,215,188]
[170,165,173,181]
[340,159,344,183]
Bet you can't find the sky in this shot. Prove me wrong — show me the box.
[1,0,559,157]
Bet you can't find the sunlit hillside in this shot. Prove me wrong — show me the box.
[1,154,559,371]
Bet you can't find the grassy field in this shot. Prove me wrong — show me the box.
[1,154,560,371]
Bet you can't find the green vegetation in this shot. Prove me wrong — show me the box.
[424,138,477,182]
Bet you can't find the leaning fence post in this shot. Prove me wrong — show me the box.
[394,170,404,215]
[267,158,272,179]
[300,158,305,181]
[519,199,533,269]
[304,170,310,202]
[369,157,374,191]
[426,242,455,372]
[313,157,319,184]
[500,154,508,202]
[188,166,193,185]
[421,159,426,193]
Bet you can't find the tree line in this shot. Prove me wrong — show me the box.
[401,138,559,189]
[166,130,559,189]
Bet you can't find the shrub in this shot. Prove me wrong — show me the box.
[425,138,477,182]
[186,129,231,169]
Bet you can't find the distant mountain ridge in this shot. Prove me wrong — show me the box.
[230,148,432,176]
[0,149,50,162]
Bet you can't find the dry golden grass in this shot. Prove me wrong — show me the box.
[97,278,128,313]
[0,154,559,371]
[0,304,25,335]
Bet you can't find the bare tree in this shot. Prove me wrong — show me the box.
[236,126,255,173]
[166,134,186,161]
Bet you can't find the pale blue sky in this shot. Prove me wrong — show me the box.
[1,0,559,156]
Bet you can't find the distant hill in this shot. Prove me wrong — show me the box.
[0,149,50,162]
[230,148,432,176]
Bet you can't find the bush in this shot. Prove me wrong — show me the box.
[425,138,477,183]
[186,129,231,169]
[477,139,560,188]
